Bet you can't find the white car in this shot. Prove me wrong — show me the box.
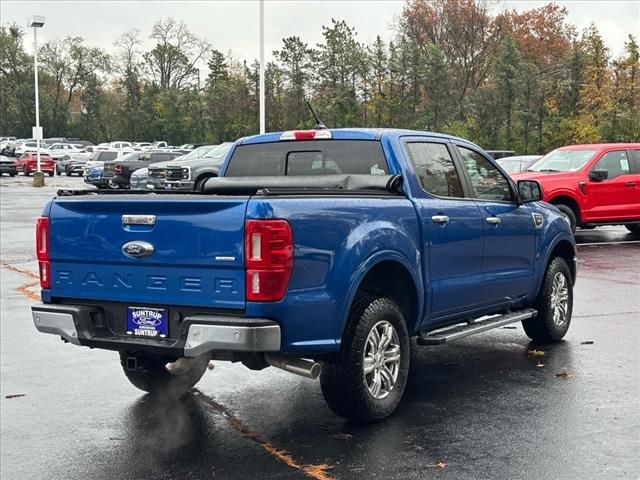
[47,143,84,160]
[108,141,133,150]
[14,141,49,157]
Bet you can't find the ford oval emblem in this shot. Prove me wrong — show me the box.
[122,241,155,258]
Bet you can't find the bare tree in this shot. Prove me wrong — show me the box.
[143,17,210,90]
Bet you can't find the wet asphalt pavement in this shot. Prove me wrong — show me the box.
[1,175,639,480]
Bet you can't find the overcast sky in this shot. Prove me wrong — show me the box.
[2,0,638,64]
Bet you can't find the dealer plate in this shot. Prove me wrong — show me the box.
[126,306,168,338]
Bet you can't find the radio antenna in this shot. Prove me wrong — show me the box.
[306,100,327,130]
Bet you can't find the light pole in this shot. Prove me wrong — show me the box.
[259,0,265,134]
[29,15,45,187]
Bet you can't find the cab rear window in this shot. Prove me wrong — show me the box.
[225,140,388,177]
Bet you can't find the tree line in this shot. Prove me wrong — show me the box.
[1,0,638,153]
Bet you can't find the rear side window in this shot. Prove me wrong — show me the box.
[405,142,464,198]
[226,140,388,177]
[100,152,118,162]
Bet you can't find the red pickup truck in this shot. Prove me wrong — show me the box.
[513,144,640,233]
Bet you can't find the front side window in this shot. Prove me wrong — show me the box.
[405,142,464,198]
[458,147,514,202]
[632,150,640,170]
[592,150,630,179]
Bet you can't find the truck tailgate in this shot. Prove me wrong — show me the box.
[48,196,247,309]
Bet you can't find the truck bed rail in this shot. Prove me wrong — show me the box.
[57,174,404,197]
[203,174,404,195]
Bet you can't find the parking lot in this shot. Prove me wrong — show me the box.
[1,174,639,480]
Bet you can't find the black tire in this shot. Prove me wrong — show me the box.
[554,204,577,233]
[48,171,54,177]
[320,296,410,422]
[522,257,573,343]
[625,224,640,235]
[119,352,209,396]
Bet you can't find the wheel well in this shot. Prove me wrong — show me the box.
[548,240,576,285]
[353,260,419,333]
[549,196,581,224]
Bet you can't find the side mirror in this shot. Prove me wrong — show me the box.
[589,169,608,181]
[517,180,543,203]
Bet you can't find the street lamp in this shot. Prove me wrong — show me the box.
[29,15,45,187]
[259,0,265,134]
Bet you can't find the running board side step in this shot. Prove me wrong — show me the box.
[417,308,537,346]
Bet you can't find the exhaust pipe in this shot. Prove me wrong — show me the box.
[265,354,321,380]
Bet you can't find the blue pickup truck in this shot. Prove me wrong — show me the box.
[32,128,576,422]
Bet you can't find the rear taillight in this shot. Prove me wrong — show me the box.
[244,220,293,302]
[36,216,50,289]
[114,164,123,174]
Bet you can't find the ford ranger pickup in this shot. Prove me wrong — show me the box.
[31,128,577,422]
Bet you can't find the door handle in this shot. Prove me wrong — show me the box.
[431,215,449,224]
[486,216,501,225]
[625,182,637,187]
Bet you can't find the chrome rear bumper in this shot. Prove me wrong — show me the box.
[31,304,281,356]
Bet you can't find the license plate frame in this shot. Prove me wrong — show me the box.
[126,306,168,338]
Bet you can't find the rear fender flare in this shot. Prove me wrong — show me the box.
[337,250,425,346]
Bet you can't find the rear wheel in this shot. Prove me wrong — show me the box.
[119,352,209,396]
[554,204,577,233]
[320,296,410,422]
[625,224,640,235]
[48,171,54,177]
[522,257,573,343]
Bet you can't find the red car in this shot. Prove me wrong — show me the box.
[513,143,640,233]
[16,152,55,176]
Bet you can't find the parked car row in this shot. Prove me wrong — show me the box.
[0,153,56,176]
[83,143,233,191]
[0,136,202,159]
[1,137,95,157]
